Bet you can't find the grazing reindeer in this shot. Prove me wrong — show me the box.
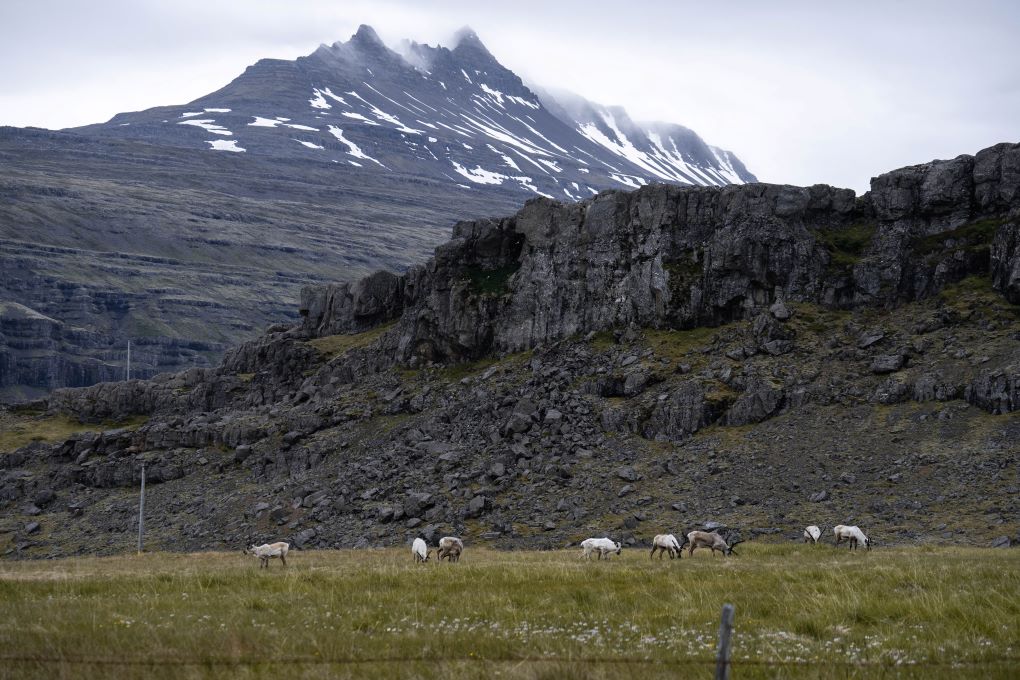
[804,526,821,544]
[580,537,622,560]
[650,534,684,559]
[412,537,431,563]
[833,525,870,551]
[686,531,742,557]
[437,536,463,562]
[437,543,462,562]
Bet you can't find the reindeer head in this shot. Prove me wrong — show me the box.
[244,544,257,555]
[613,542,622,555]
[726,539,744,556]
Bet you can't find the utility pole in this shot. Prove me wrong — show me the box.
[137,461,146,554]
[126,339,131,381]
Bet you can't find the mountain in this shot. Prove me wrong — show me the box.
[0,25,756,403]
[3,143,1018,557]
[78,24,756,198]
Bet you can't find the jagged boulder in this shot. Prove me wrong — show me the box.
[965,366,1019,414]
[991,221,1020,304]
[726,381,785,425]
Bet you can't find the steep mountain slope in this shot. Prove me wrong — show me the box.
[79,25,756,199]
[2,144,1017,558]
[0,25,755,401]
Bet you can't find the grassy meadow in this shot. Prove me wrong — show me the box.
[0,545,1017,679]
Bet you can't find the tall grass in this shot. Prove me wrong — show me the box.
[0,545,1017,679]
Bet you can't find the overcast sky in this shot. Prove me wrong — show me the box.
[2,0,1017,192]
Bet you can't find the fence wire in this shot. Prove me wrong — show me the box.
[0,653,1017,668]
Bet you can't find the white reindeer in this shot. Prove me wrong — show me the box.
[246,542,289,569]
[412,537,431,563]
[833,525,870,551]
[804,526,822,543]
[650,534,684,559]
[580,537,622,560]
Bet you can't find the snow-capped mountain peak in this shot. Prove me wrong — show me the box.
[80,24,756,200]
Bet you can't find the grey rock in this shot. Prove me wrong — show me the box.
[292,528,317,548]
[616,466,641,482]
[726,381,784,426]
[302,490,328,508]
[769,299,793,320]
[809,490,829,502]
[857,330,885,349]
[465,495,489,518]
[991,535,1011,548]
[33,489,55,507]
[871,354,906,374]
[25,522,41,535]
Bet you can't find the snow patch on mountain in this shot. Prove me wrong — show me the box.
[179,119,232,136]
[207,139,245,152]
[328,125,385,167]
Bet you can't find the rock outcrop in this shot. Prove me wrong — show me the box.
[301,143,1020,368]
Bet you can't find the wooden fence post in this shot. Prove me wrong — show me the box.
[715,603,734,680]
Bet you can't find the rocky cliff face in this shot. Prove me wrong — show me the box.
[301,143,1020,365]
[2,144,1018,558]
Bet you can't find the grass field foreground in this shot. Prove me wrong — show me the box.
[1,545,1018,679]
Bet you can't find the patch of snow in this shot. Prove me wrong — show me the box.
[349,160,363,167]
[180,111,204,118]
[507,95,540,109]
[512,116,571,155]
[610,173,642,189]
[287,123,317,131]
[461,69,473,84]
[204,107,231,113]
[451,161,506,185]
[514,176,553,198]
[428,136,438,143]
[487,144,521,171]
[295,139,324,149]
[342,112,380,125]
[415,119,439,129]
[459,112,551,157]
[479,83,505,107]
[403,92,438,112]
[249,116,282,127]
[463,143,473,150]
[322,88,349,106]
[309,90,331,109]
[178,119,232,135]
[327,125,385,167]
[534,158,562,173]
[207,139,245,152]
[439,81,447,90]
[578,167,590,174]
